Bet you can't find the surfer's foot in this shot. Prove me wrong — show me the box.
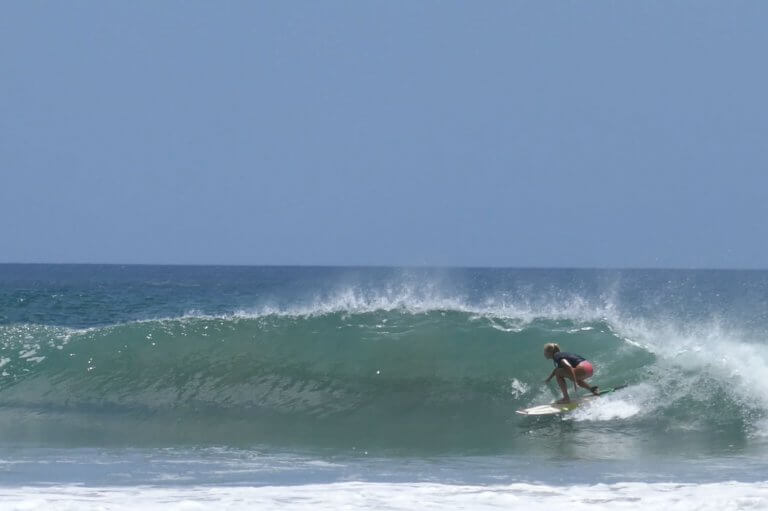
[555,397,571,404]
[590,386,599,396]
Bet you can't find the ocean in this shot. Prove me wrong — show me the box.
[1,264,768,509]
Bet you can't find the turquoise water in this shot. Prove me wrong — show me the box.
[2,265,768,508]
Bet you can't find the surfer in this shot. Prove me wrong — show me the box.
[543,343,599,403]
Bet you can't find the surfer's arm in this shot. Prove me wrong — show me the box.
[544,369,556,383]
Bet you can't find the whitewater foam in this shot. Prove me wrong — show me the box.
[569,396,642,421]
[2,481,768,511]
[610,317,768,420]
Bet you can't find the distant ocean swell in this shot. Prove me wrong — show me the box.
[1,296,766,451]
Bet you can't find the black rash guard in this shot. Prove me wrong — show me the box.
[553,352,586,369]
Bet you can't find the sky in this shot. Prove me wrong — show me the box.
[1,1,767,268]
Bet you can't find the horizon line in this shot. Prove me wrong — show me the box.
[0,262,766,272]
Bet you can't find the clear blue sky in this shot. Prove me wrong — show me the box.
[1,1,766,268]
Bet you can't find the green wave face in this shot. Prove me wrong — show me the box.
[1,308,762,455]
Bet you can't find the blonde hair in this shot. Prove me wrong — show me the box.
[543,343,560,355]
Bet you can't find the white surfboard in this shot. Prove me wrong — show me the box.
[516,385,626,416]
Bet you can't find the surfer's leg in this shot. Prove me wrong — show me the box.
[575,378,599,395]
[576,379,592,390]
[573,367,590,388]
[574,363,598,395]
[555,370,570,402]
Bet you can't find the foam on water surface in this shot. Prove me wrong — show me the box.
[2,481,768,511]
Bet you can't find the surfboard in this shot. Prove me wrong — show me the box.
[516,385,627,416]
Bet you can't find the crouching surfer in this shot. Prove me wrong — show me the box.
[543,343,599,403]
